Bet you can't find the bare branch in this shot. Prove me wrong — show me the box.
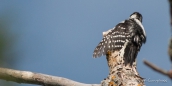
[143,60,168,75]
[0,67,100,86]
[143,60,172,79]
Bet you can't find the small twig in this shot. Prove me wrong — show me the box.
[143,60,172,79]
[143,60,168,75]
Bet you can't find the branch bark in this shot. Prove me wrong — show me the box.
[0,67,100,86]
[101,50,144,86]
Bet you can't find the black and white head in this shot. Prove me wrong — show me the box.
[129,12,142,22]
[129,12,146,43]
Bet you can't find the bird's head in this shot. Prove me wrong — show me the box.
[129,12,142,22]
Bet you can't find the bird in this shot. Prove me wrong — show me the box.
[93,12,146,66]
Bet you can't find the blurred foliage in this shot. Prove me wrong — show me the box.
[0,11,18,86]
[0,15,17,67]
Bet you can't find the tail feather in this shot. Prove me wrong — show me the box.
[124,42,138,66]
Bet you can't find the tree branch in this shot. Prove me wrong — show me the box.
[143,60,172,79]
[101,51,145,86]
[0,67,100,86]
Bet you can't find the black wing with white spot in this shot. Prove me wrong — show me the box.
[93,20,129,58]
[93,19,146,65]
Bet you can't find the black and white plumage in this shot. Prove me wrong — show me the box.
[93,12,146,65]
